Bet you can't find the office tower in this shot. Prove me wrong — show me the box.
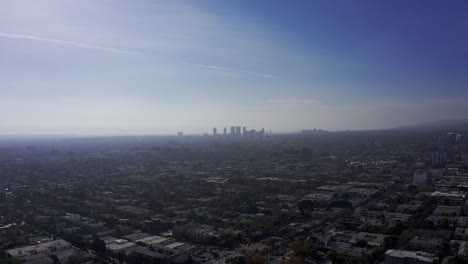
[213,127,217,136]
[231,126,235,135]
[242,127,247,136]
[177,132,183,137]
[223,127,227,135]
[236,126,241,136]
[260,128,265,137]
[447,132,456,143]
[412,171,428,185]
[432,152,447,167]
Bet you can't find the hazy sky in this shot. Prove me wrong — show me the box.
[1,0,468,135]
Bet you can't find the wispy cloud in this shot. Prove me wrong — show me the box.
[368,98,468,109]
[181,61,276,79]
[423,98,468,105]
[268,98,321,105]
[0,32,141,55]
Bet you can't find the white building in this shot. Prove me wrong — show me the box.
[385,249,433,264]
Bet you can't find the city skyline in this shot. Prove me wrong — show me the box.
[209,126,265,137]
[2,0,468,135]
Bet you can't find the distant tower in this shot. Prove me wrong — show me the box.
[223,127,227,135]
[235,126,241,136]
[177,132,183,137]
[242,127,247,136]
[212,127,217,136]
[432,152,447,167]
[230,126,235,135]
[413,171,428,185]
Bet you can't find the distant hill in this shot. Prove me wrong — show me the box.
[394,119,468,131]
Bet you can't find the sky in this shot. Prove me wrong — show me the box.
[1,0,468,135]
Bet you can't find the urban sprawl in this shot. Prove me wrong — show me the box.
[1,130,468,264]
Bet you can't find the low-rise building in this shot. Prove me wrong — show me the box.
[385,249,433,264]
[6,239,72,258]
[350,232,387,247]
[410,236,443,253]
[433,206,461,217]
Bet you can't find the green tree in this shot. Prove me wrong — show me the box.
[92,237,106,253]
[249,254,265,264]
[354,239,368,248]
[328,251,347,264]
[68,254,81,264]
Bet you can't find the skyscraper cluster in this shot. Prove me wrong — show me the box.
[212,126,265,137]
[432,132,467,168]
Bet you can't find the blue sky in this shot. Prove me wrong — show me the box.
[1,0,468,135]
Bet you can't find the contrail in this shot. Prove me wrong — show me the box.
[0,32,141,55]
[0,32,275,79]
[180,61,276,79]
